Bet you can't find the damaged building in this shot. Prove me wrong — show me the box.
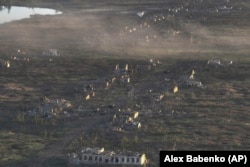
[69,147,147,166]
[178,69,205,88]
[26,97,72,118]
[111,111,141,131]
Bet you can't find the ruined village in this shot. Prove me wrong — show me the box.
[2,47,236,166]
[0,0,250,167]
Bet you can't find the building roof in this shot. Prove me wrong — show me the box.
[80,147,144,157]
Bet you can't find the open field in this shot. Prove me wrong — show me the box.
[0,0,250,166]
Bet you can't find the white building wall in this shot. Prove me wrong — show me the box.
[71,152,145,166]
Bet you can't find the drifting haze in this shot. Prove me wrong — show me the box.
[0,1,249,57]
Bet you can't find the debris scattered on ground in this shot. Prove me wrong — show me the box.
[111,109,141,131]
[25,97,72,119]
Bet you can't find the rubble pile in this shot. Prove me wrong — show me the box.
[111,110,141,131]
[177,68,206,89]
[26,97,72,119]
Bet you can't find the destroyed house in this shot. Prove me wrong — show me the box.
[69,147,147,166]
[111,111,141,131]
[26,97,72,118]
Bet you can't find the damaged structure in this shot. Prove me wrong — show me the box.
[207,59,222,66]
[26,97,72,118]
[69,147,147,166]
[178,69,205,89]
[0,59,10,68]
[111,111,141,131]
[207,59,233,67]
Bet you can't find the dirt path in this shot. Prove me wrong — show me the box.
[33,116,107,167]
[33,128,81,167]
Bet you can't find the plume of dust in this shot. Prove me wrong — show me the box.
[0,8,249,59]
